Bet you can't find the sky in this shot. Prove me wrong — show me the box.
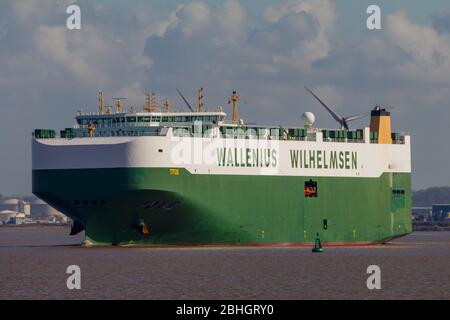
[0,0,450,195]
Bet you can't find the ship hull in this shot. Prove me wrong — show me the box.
[32,167,412,246]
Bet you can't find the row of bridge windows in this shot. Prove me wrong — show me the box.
[77,116,220,125]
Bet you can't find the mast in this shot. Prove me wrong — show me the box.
[144,92,159,112]
[198,87,204,112]
[98,90,105,115]
[163,98,172,112]
[112,98,126,113]
[228,90,240,124]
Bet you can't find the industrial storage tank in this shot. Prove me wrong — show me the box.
[0,198,20,212]
[30,199,66,219]
[22,202,30,216]
[0,210,17,224]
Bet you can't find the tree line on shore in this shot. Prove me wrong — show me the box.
[413,187,450,207]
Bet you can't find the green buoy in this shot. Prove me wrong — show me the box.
[312,232,324,252]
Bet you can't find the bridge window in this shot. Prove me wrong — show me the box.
[113,117,125,123]
[138,116,151,122]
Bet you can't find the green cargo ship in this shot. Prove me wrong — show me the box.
[32,90,411,246]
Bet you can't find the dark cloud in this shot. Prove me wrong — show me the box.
[432,11,450,34]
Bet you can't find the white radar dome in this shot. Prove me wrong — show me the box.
[301,112,315,127]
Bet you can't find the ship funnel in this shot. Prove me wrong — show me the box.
[369,106,392,144]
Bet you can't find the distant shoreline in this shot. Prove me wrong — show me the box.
[413,221,450,231]
[0,224,70,229]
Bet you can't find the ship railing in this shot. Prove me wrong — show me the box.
[322,137,365,143]
[73,123,161,129]
[67,130,164,138]
[367,132,408,144]
[72,122,222,129]
[392,132,409,145]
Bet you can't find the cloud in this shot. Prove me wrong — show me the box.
[35,25,103,84]
[432,10,450,34]
[312,10,450,93]
[386,12,450,84]
[178,1,210,37]
[144,0,337,88]
[215,0,247,46]
[262,0,336,68]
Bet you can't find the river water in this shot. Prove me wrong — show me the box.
[0,227,449,299]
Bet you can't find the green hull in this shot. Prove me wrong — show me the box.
[32,168,412,246]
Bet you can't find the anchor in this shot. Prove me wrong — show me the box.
[312,232,324,252]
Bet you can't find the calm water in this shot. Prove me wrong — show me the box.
[0,227,449,300]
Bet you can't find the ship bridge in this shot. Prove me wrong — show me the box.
[75,111,227,128]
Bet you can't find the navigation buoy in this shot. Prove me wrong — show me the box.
[312,232,324,252]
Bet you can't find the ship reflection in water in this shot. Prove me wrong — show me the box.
[0,227,449,299]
